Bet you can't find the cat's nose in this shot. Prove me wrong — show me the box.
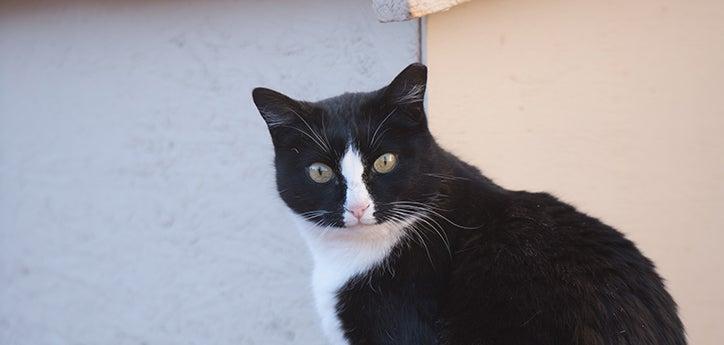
[346,204,370,220]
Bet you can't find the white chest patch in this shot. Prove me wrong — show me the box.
[288,146,410,345]
[292,216,409,345]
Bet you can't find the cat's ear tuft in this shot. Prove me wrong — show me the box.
[384,63,427,106]
[252,87,302,128]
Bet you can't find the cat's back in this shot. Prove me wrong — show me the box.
[441,190,685,345]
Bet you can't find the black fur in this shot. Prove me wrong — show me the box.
[253,63,685,345]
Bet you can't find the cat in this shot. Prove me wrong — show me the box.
[252,63,685,345]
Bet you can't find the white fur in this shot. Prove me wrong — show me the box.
[289,146,409,345]
[340,148,377,226]
[293,216,408,345]
[394,83,425,105]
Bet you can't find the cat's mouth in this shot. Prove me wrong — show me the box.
[342,205,377,227]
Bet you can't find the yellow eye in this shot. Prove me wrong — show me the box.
[373,153,398,174]
[308,162,334,183]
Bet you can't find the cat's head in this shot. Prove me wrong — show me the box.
[253,63,441,231]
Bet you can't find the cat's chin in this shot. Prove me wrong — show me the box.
[341,214,379,228]
[343,223,378,230]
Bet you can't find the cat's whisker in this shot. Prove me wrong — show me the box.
[405,211,451,258]
[388,201,482,230]
[288,108,332,154]
[371,127,392,152]
[299,210,331,215]
[300,218,330,240]
[406,222,436,269]
[369,107,398,148]
[423,172,471,181]
[385,211,434,267]
[387,201,449,212]
[387,207,452,259]
[299,209,333,222]
[320,116,338,157]
[280,124,330,154]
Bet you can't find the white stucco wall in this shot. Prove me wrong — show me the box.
[0,1,418,344]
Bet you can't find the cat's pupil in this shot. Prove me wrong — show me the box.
[308,162,333,183]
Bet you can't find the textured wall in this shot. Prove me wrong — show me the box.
[426,1,724,344]
[0,1,418,344]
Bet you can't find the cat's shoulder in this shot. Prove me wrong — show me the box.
[501,190,609,232]
[457,188,637,267]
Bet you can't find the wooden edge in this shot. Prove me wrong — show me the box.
[372,0,470,22]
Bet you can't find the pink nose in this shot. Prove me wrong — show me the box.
[346,204,370,219]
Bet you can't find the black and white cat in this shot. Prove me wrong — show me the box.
[252,64,685,345]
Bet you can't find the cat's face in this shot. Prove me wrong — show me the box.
[253,64,441,230]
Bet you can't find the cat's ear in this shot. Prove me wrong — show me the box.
[384,63,427,107]
[252,87,304,129]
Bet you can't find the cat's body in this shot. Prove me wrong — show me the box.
[253,64,685,345]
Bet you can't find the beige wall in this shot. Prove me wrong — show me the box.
[426,0,724,344]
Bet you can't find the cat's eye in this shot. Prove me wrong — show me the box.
[373,153,398,174]
[308,162,334,183]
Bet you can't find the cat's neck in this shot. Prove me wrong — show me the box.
[424,144,508,224]
[289,211,416,283]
